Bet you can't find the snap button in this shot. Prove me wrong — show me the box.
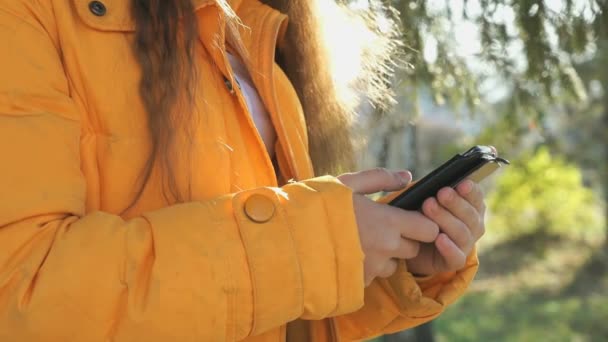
[89,1,107,17]
[224,77,235,94]
[244,194,275,223]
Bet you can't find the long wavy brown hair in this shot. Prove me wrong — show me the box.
[130,0,397,203]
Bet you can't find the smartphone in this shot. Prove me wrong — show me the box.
[388,145,509,211]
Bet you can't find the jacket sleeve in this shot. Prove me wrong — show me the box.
[0,3,365,341]
[332,251,478,340]
[331,188,480,340]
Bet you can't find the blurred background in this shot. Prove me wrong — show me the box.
[338,0,607,340]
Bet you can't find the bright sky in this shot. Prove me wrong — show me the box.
[347,0,597,103]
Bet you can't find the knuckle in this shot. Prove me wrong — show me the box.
[464,232,475,249]
[479,201,487,214]
[478,222,486,238]
[474,214,484,230]
[372,167,390,177]
[385,169,400,183]
[467,213,483,235]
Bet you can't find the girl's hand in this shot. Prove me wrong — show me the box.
[338,169,440,286]
[406,180,486,276]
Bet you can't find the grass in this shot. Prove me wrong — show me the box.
[373,229,608,341]
[434,232,608,342]
[435,286,608,341]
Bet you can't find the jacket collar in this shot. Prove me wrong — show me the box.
[236,3,315,180]
[72,0,314,179]
[197,0,314,180]
[73,0,217,32]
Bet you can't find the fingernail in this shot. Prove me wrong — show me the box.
[397,171,412,185]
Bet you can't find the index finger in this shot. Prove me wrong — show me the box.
[338,168,411,195]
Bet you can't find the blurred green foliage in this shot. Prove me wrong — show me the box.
[436,290,608,342]
[488,147,604,241]
[382,0,608,116]
[354,1,607,341]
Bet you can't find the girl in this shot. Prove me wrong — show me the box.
[0,0,485,340]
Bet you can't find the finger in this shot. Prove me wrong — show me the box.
[457,180,486,215]
[437,187,481,237]
[377,259,398,278]
[379,204,439,243]
[338,168,411,195]
[455,182,486,239]
[393,238,420,259]
[422,197,472,249]
[434,233,467,272]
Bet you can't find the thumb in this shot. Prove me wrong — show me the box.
[338,168,412,195]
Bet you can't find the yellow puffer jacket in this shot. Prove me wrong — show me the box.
[0,0,478,340]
